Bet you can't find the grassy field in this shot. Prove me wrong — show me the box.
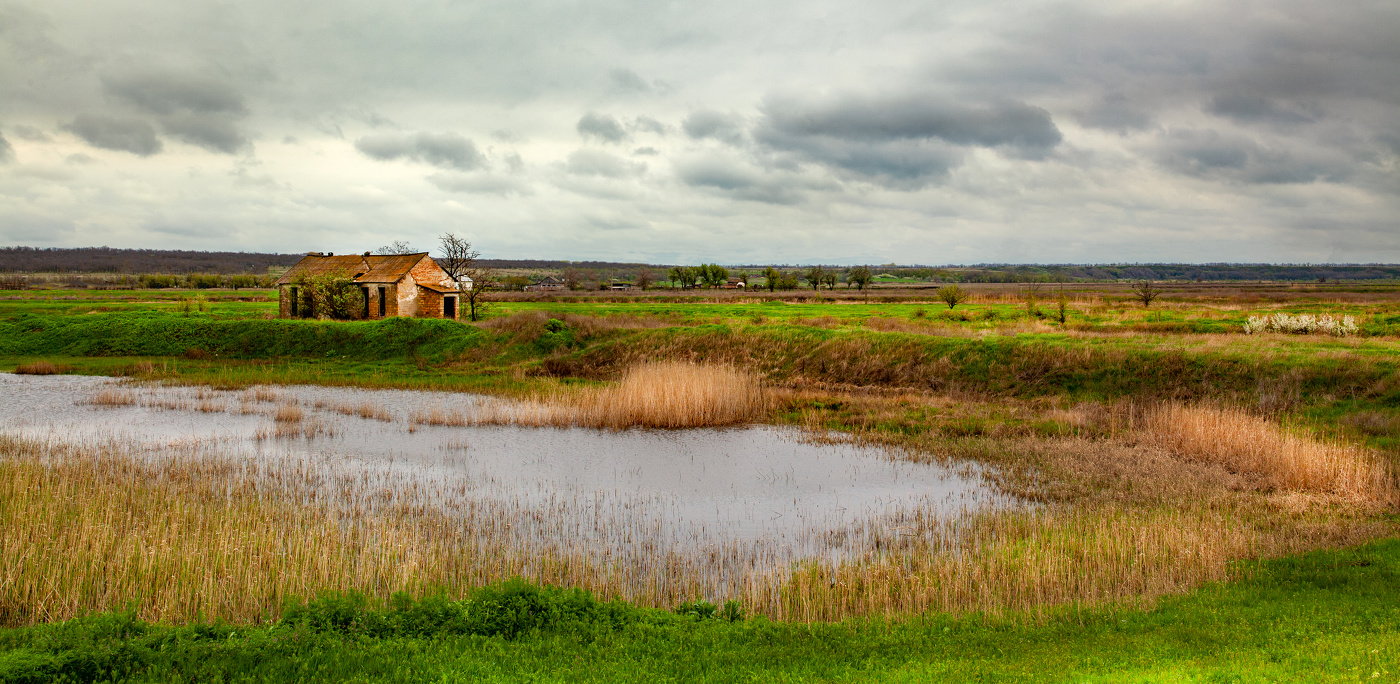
[2,281,1399,680]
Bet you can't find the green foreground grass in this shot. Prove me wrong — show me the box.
[2,539,1398,683]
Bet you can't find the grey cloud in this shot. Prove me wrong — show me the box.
[103,69,246,116]
[61,115,162,156]
[577,112,627,143]
[427,172,532,196]
[103,68,251,154]
[12,125,51,142]
[674,153,831,205]
[355,132,484,170]
[1154,129,1350,184]
[682,110,745,144]
[609,68,651,93]
[0,131,13,163]
[750,93,1061,188]
[1207,93,1316,124]
[760,95,1062,155]
[1078,93,1155,132]
[633,146,659,156]
[566,149,645,178]
[631,116,668,135]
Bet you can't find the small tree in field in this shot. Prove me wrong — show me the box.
[1130,279,1162,307]
[820,269,838,290]
[438,233,493,321]
[846,266,873,291]
[936,284,970,309]
[763,266,781,292]
[803,266,824,291]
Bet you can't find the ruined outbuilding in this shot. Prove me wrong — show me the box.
[275,252,464,319]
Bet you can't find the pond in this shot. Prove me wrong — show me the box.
[1,373,1013,587]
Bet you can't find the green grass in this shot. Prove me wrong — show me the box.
[1,538,1397,683]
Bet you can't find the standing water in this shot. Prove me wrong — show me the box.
[1,373,1014,593]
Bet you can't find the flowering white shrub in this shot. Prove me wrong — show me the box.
[1243,313,1358,336]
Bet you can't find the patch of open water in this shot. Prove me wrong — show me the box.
[1,373,1014,573]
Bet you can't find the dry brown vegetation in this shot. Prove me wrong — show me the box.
[1141,403,1396,499]
[90,388,137,406]
[13,361,65,375]
[416,361,766,429]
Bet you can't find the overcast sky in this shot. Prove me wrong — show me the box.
[0,0,1397,264]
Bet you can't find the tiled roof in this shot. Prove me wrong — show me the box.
[275,253,430,285]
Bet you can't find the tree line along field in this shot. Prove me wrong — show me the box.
[2,280,1400,681]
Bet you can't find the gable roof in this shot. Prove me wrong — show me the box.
[275,253,433,285]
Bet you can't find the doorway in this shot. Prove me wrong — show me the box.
[445,296,457,320]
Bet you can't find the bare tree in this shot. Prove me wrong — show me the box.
[1129,279,1162,307]
[376,240,419,255]
[634,267,654,291]
[562,267,584,291]
[437,233,493,321]
[936,284,970,309]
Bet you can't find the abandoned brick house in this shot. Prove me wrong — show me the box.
[276,252,465,319]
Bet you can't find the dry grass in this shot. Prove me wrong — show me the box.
[324,400,393,422]
[416,362,766,430]
[273,404,304,423]
[8,434,1386,626]
[90,388,137,407]
[1142,403,1396,501]
[13,361,64,375]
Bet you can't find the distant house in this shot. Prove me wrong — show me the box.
[722,276,747,289]
[528,275,565,291]
[608,281,634,291]
[275,251,464,320]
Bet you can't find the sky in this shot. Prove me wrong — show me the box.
[0,0,1397,265]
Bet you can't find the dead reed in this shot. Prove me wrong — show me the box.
[12,361,63,375]
[1142,403,1396,500]
[7,432,1386,627]
[90,389,137,407]
[412,362,766,430]
[274,404,304,423]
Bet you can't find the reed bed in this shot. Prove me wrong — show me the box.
[12,361,64,375]
[4,431,1386,627]
[1142,403,1397,500]
[274,404,304,423]
[413,362,766,430]
[90,388,136,406]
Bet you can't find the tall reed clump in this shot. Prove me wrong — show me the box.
[12,361,63,375]
[418,362,767,430]
[569,361,765,429]
[1141,403,1396,501]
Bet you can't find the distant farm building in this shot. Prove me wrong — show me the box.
[723,277,747,289]
[528,275,565,291]
[276,252,463,320]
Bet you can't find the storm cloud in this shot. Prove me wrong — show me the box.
[103,68,251,154]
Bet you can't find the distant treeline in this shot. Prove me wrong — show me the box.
[914,264,1400,283]
[0,247,301,274]
[4,247,1400,283]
